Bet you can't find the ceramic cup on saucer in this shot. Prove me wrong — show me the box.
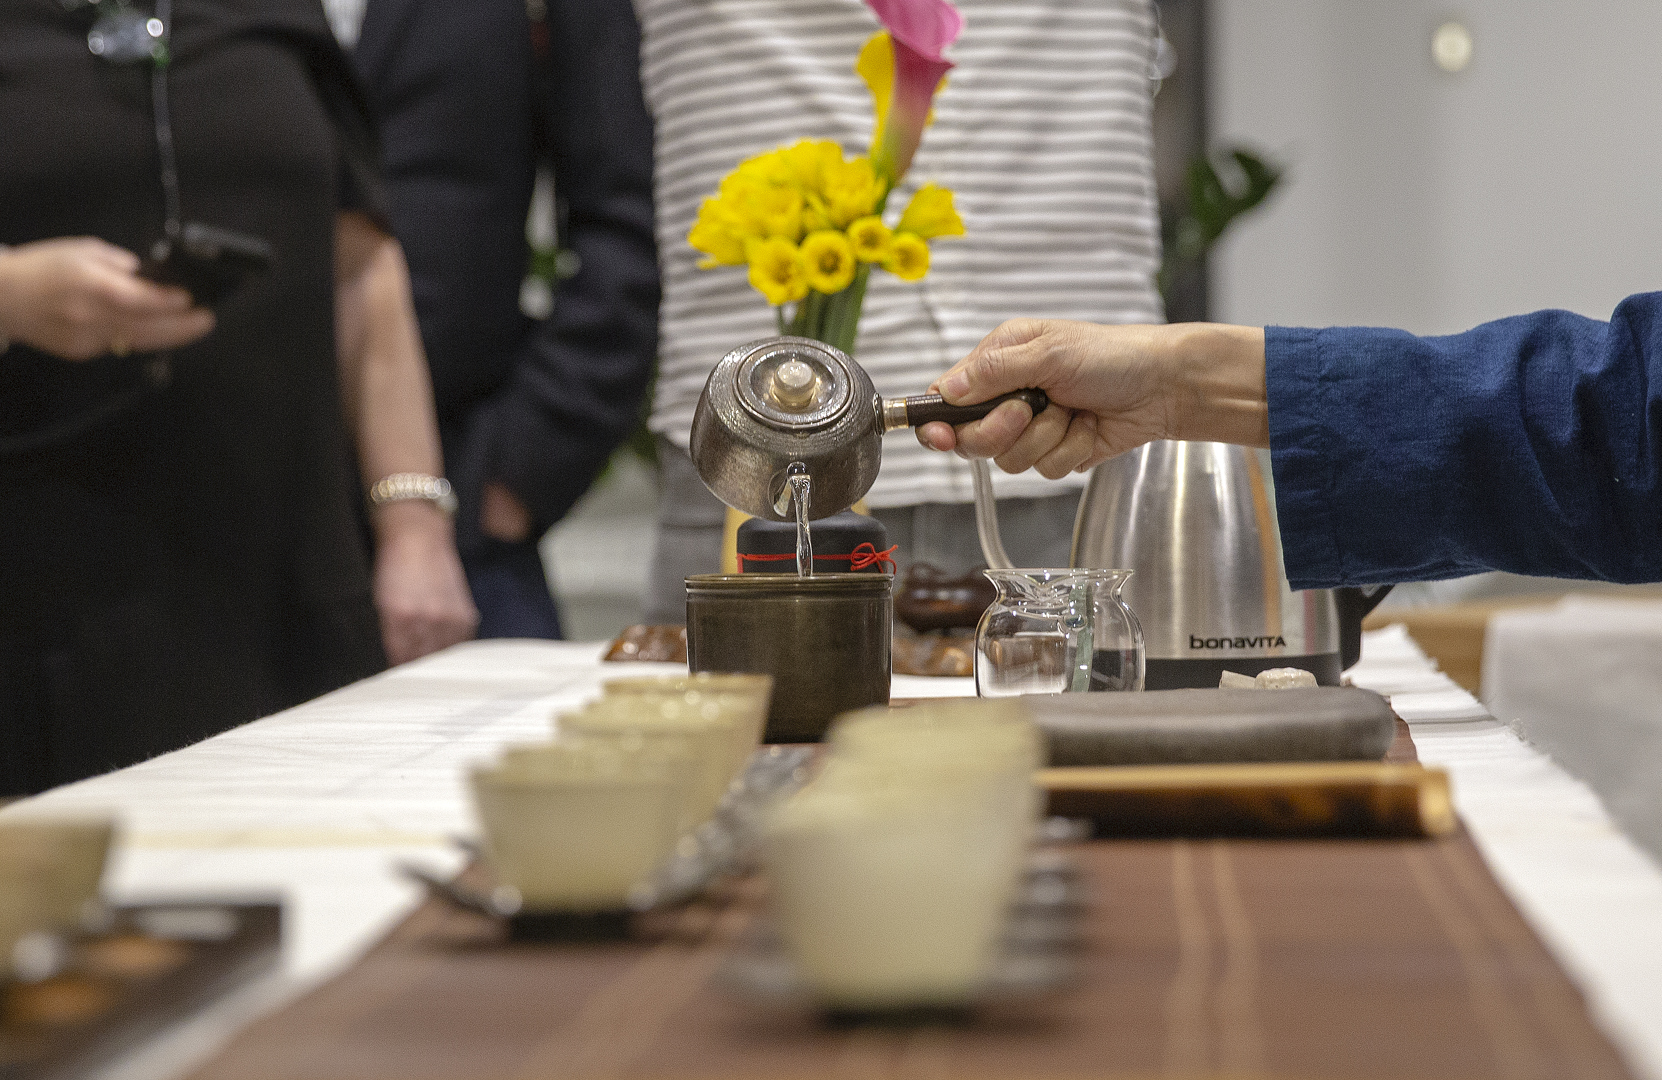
[829,699,1042,776]
[599,673,773,778]
[830,699,1045,842]
[559,695,744,832]
[471,742,684,912]
[761,765,1022,1009]
[0,816,116,964]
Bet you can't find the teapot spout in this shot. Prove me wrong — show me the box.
[970,458,1014,569]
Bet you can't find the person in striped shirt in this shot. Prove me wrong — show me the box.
[636,0,1166,620]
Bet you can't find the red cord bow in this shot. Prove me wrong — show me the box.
[848,542,898,571]
[736,542,898,573]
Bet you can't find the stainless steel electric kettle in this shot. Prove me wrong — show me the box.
[974,442,1390,688]
[690,336,1045,521]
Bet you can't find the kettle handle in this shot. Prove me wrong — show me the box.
[898,388,1050,429]
[890,388,1049,571]
[1335,584,1395,671]
[970,458,1014,569]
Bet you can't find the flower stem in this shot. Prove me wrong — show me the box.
[826,267,870,354]
[802,290,829,342]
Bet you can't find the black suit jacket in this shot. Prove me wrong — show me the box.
[353,0,659,538]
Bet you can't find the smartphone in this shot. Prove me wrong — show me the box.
[141,222,274,307]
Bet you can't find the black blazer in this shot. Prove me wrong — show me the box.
[353,0,659,536]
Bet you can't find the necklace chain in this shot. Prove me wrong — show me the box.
[82,0,180,238]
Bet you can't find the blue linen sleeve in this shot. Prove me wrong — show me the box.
[1265,292,1662,589]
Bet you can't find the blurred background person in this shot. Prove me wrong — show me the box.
[0,0,475,794]
[634,0,1165,622]
[329,0,660,639]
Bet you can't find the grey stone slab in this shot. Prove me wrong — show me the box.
[1028,687,1397,766]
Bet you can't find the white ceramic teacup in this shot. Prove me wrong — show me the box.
[761,769,1021,1008]
[829,700,1045,834]
[470,743,683,911]
[559,696,740,830]
[600,673,772,777]
[501,735,698,835]
[830,699,1043,775]
[0,816,116,962]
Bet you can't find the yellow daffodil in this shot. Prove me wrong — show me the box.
[687,2,963,345]
[721,166,770,200]
[896,183,964,239]
[822,156,880,227]
[802,193,838,234]
[846,216,892,263]
[756,185,805,241]
[883,232,930,281]
[800,230,857,294]
[702,172,775,239]
[780,140,842,195]
[747,237,809,305]
[734,148,790,188]
[689,204,744,267]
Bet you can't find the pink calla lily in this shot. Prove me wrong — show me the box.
[860,0,963,184]
[866,0,962,56]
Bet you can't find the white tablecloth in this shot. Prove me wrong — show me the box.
[1484,594,1662,863]
[4,632,1661,1080]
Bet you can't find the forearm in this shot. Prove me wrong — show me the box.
[926,317,1267,470]
[490,239,659,526]
[334,213,448,537]
[1159,323,1270,447]
[1266,294,1662,586]
[335,212,477,661]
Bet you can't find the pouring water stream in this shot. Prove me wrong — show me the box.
[786,462,813,576]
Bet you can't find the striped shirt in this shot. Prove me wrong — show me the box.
[637,0,1164,507]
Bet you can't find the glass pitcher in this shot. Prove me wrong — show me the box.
[974,569,1145,697]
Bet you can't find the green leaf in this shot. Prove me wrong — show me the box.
[1160,145,1286,308]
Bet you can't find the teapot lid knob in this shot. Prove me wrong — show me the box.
[770,359,818,409]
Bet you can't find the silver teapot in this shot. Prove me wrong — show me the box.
[690,336,1045,521]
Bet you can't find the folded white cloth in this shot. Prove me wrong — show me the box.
[1349,626,1461,708]
[1484,594,1662,863]
[1388,688,1492,722]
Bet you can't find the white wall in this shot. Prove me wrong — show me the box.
[1209,1,1662,335]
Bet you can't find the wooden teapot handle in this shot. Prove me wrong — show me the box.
[899,388,1050,429]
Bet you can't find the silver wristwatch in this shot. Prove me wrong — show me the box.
[368,472,457,516]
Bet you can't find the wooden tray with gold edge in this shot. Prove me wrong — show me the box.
[1039,760,1454,838]
[0,903,280,1080]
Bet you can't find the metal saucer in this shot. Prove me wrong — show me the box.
[714,850,1087,1017]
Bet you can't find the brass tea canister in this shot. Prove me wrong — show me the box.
[685,573,891,743]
